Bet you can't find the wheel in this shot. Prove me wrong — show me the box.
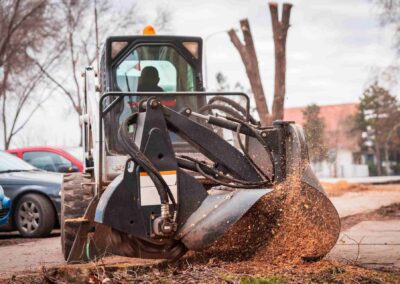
[61,172,94,260]
[15,194,55,237]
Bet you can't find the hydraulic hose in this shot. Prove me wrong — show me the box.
[198,104,247,121]
[207,96,259,125]
[177,155,271,189]
[228,116,275,183]
[118,113,176,209]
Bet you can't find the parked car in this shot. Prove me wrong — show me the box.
[0,151,62,237]
[7,146,83,173]
[0,185,11,226]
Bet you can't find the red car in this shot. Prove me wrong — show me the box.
[7,147,83,173]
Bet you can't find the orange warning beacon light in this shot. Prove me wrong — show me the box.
[143,25,156,35]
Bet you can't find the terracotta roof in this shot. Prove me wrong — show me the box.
[284,103,359,151]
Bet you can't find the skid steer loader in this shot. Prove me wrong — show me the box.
[61,29,340,263]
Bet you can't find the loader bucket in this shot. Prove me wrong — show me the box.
[177,124,340,262]
[178,188,273,250]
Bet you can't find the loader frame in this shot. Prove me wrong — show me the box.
[98,92,246,185]
[97,92,291,187]
[65,34,341,264]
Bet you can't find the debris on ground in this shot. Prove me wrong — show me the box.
[2,189,400,283]
[377,203,400,217]
[202,176,340,264]
[323,182,400,197]
[3,257,400,283]
[323,180,371,197]
[341,203,400,230]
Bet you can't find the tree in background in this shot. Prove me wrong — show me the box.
[302,104,327,163]
[228,3,292,126]
[0,0,61,149]
[269,2,292,122]
[354,82,400,175]
[374,0,400,53]
[36,0,143,116]
[214,72,254,94]
[33,1,172,145]
[228,19,270,126]
[0,1,57,76]
[215,72,230,92]
[43,1,171,115]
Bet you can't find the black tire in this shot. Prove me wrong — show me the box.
[61,172,94,260]
[15,193,55,237]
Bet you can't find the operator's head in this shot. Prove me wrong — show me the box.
[138,66,163,92]
[139,66,159,86]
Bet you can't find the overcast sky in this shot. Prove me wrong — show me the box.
[8,0,397,148]
[157,0,396,107]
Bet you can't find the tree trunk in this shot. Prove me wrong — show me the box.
[269,2,292,121]
[228,19,270,126]
[384,142,390,175]
[375,142,382,176]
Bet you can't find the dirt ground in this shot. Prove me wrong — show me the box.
[0,183,399,283]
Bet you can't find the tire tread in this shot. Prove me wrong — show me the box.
[61,173,94,260]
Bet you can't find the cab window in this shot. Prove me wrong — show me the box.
[115,45,195,92]
[106,44,200,154]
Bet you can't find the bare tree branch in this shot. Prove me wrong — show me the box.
[11,92,51,138]
[228,19,270,126]
[0,0,22,66]
[36,0,172,120]
[154,6,173,32]
[34,60,80,113]
[0,0,61,148]
[8,71,46,139]
[228,29,246,56]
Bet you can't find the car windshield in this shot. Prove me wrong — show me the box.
[63,147,83,162]
[0,151,37,172]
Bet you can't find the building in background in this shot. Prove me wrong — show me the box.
[284,103,369,178]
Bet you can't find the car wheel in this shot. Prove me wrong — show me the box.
[15,194,55,237]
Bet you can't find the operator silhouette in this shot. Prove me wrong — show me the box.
[137,66,164,92]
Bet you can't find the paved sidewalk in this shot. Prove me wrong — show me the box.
[0,236,63,275]
[330,190,400,217]
[321,176,400,185]
[328,220,400,269]
[0,236,161,278]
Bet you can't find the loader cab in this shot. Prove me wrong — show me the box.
[99,35,204,155]
[100,35,204,94]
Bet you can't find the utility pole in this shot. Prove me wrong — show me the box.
[94,0,100,73]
